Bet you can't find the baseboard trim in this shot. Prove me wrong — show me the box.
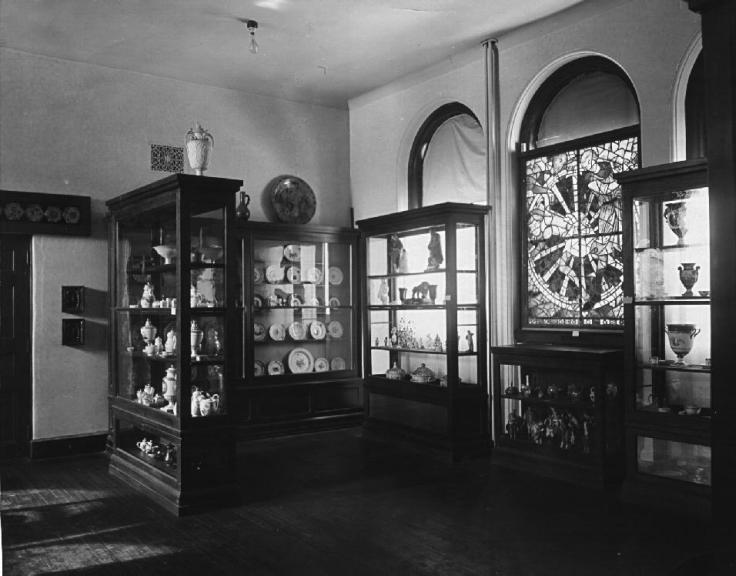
[30,432,108,460]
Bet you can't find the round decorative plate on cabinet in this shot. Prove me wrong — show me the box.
[254,323,266,342]
[328,266,344,285]
[309,320,326,340]
[269,175,316,224]
[287,266,301,284]
[327,320,344,339]
[254,360,266,377]
[314,357,329,372]
[330,357,346,371]
[288,321,306,341]
[266,265,284,284]
[269,323,286,341]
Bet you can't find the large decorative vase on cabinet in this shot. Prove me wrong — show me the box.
[230,221,363,437]
[616,159,711,517]
[357,203,491,461]
[106,174,242,515]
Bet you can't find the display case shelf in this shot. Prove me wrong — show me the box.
[358,203,491,461]
[617,159,711,516]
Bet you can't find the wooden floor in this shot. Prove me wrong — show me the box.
[0,427,725,575]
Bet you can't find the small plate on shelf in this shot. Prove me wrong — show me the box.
[253,266,264,284]
[289,294,303,307]
[305,267,323,284]
[287,266,301,284]
[269,323,286,341]
[309,320,326,340]
[266,265,284,284]
[284,245,301,262]
[314,357,329,372]
[328,266,344,286]
[267,360,285,375]
[327,320,344,339]
[254,323,266,342]
[253,294,264,310]
[288,321,307,341]
[328,297,341,307]
[330,357,346,371]
[288,347,314,373]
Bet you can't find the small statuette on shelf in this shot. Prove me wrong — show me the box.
[388,234,404,273]
[140,282,154,308]
[378,278,389,304]
[164,329,177,355]
[398,249,409,273]
[465,330,474,353]
[426,229,443,271]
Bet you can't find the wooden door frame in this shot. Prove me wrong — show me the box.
[0,234,31,459]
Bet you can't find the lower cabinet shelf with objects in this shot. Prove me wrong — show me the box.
[491,344,624,488]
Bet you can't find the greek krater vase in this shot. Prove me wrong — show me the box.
[186,123,214,175]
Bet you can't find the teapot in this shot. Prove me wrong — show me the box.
[199,393,220,417]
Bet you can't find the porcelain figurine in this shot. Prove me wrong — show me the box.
[678,262,699,297]
[140,282,154,308]
[398,248,409,273]
[388,234,404,273]
[191,386,202,417]
[164,329,177,355]
[465,330,474,353]
[426,229,443,271]
[378,278,390,304]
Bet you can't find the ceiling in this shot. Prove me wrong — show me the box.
[1,0,591,108]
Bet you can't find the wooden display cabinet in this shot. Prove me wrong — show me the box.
[357,203,491,461]
[617,159,711,517]
[230,221,363,437]
[491,344,624,487]
[106,174,241,515]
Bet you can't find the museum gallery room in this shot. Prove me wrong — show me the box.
[1,0,735,574]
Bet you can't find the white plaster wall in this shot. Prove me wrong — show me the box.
[1,48,350,440]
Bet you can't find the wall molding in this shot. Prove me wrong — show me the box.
[30,432,108,460]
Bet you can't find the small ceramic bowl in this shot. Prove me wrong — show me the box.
[698,290,710,297]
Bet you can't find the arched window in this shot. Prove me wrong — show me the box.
[408,103,486,209]
[518,56,640,342]
[685,51,706,159]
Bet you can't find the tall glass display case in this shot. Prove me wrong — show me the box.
[617,159,711,515]
[357,203,491,460]
[107,174,242,515]
[230,221,362,436]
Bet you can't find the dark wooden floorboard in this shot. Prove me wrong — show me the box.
[0,428,724,575]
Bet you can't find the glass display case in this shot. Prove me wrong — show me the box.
[106,174,242,515]
[617,159,711,515]
[491,345,624,487]
[357,203,490,461]
[230,221,362,436]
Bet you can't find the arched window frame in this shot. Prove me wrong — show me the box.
[685,51,706,159]
[408,102,481,209]
[517,56,641,346]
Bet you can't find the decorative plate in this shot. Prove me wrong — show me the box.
[328,266,344,285]
[288,321,306,341]
[314,357,329,372]
[288,347,314,374]
[289,294,303,307]
[305,267,323,284]
[266,265,284,284]
[62,206,81,224]
[253,294,264,310]
[253,266,264,284]
[269,323,286,341]
[269,175,316,224]
[254,360,266,377]
[287,266,301,284]
[327,320,344,339]
[328,297,341,307]
[26,204,44,222]
[5,202,24,221]
[309,320,326,340]
[267,360,285,376]
[254,322,266,342]
[330,357,346,371]
[283,245,301,262]
[45,206,62,223]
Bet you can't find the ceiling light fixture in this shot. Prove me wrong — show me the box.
[246,20,259,54]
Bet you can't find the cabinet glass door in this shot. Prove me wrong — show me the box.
[250,238,353,378]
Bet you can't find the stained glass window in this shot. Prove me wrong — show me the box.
[524,136,639,328]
